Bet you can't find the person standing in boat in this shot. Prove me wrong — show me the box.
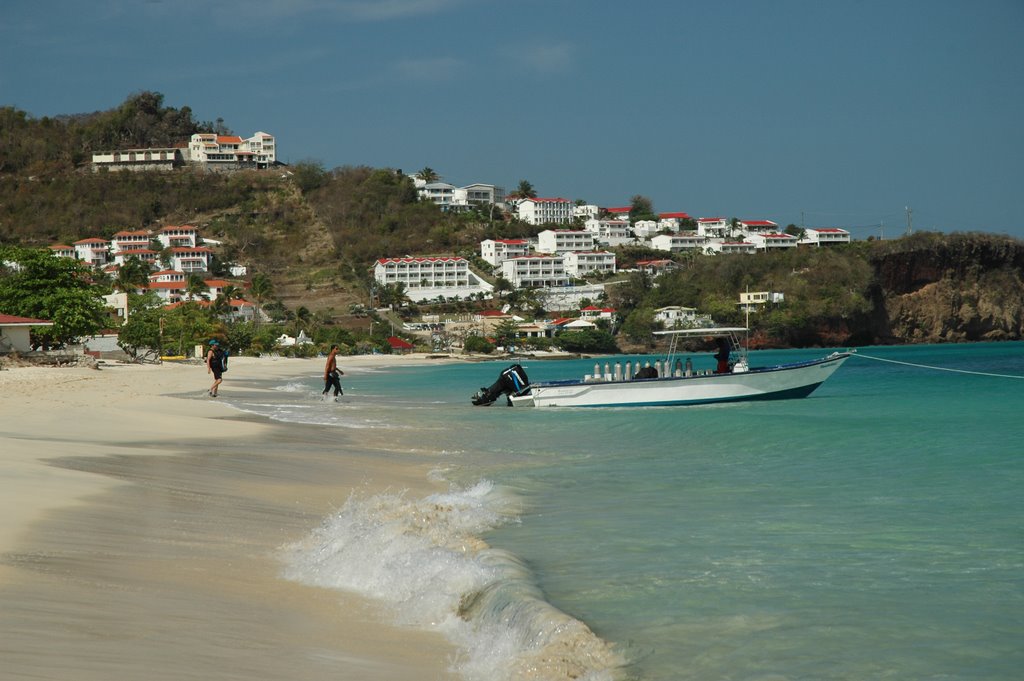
[714,337,731,373]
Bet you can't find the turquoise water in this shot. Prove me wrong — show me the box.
[245,343,1024,680]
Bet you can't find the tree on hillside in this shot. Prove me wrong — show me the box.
[415,167,440,183]
[249,273,274,329]
[629,195,657,223]
[512,180,537,199]
[0,247,106,348]
[185,273,208,301]
[113,256,151,294]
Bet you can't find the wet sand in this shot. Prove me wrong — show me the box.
[0,355,462,680]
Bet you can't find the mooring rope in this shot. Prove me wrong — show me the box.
[851,351,1024,380]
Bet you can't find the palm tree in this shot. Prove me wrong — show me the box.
[185,273,208,302]
[249,273,274,329]
[415,167,440,183]
[513,179,537,199]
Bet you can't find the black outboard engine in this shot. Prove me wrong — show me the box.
[471,364,530,406]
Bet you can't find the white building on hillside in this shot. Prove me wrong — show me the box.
[515,197,574,225]
[573,204,600,220]
[655,306,700,328]
[49,244,75,259]
[697,218,729,238]
[187,132,276,169]
[650,233,706,253]
[708,240,757,255]
[584,218,633,247]
[156,225,199,249]
[739,219,778,233]
[563,251,616,277]
[500,255,569,288]
[746,232,799,251]
[800,228,851,246]
[481,239,530,267]
[112,229,151,254]
[536,229,594,254]
[373,257,492,302]
[658,212,692,231]
[169,246,214,272]
[74,238,110,267]
[91,147,185,172]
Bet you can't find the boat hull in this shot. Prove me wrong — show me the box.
[509,353,850,408]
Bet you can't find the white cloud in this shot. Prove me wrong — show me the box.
[506,42,576,75]
[393,56,467,82]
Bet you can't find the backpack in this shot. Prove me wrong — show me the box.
[221,347,229,372]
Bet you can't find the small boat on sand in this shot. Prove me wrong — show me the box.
[471,328,850,408]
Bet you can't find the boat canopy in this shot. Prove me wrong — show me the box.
[653,327,748,337]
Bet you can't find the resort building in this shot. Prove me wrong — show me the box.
[650,233,706,253]
[580,306,617,322]
[186,132,277,169]
[416,181,458,209]
[500,254,569,288]
[515,197,574,225]
[480,239,530,267]
[696,218,729,238]
[169,246,214,272]
[632,220,664,239]
[373,256,492,302]
[708,241,757,255]
[536,229,594,254]
[800,228,852,246]
[738,220,779,233]
[573,204,600,221]
[460,183,505,208]
[49,244,75,259]
[562,251,617,278]
[654,306,700,328]
[113,249,158,268]
[74,238,111,268]
[111,229,152,255]
[0,314,54,353]
[746,232,799,251]
[156,225,199,249]
[739,291,785,312]
[658,212,692,231]
[634,259,680,277]
[91,147,185,172]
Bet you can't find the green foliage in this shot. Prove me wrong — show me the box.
[555,329,619,354]
[291,160,329,193]
[0,246,106,347]
[620,307,657,345]
[629,194,657,223]
[463,335,495,354]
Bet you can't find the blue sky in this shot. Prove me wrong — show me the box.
[3,0,1023,239]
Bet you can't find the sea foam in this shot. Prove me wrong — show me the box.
[282,480,625,681]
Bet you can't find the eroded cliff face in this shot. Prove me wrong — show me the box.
[869,234,1024,343]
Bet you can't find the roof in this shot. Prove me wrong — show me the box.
[375,256,466,264]
[811,228,850,234]
[0,313,53,326]
[74,238,109,244]
[522,197,570,203]
[741,220,778,227]
[386,336,415,349]
[697,217,726,222]
[216,135,244,144]
[170,246,213,253]
[659,212,691,219]
[605,206,631,213]
[158,225,197,233]
[494,239,528,245]
[49,244,74,250]
[113,229,151,237]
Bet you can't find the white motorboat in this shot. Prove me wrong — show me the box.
[471,328,850,408]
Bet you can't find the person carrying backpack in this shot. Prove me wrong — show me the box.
[207,339,225,397]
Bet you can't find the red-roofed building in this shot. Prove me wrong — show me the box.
[800,227,851,246]
[481,238,530,266]
[580,306,617,321]
[74,238,110,267]
[635,259,680,276]
[169,246,214,273]
[187,131,276,169]
[0,314,54,352]
[738,219,778,233]
[515,197,574,225]
[49,244,75,259]
[157,225,199,249]
[372,256,493,302]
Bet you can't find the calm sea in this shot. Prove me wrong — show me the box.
[232,343,1024,681]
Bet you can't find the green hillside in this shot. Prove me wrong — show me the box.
[2,93,1023,352]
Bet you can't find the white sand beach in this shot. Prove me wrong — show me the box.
[0,354,464,680]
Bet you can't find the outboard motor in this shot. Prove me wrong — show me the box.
[472,364,530,406]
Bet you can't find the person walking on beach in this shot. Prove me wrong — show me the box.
[207,339,225,397]
[323,344,344,399]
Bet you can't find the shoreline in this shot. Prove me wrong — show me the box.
[0,353,468,679]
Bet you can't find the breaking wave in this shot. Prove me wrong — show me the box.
[281,480,626,681]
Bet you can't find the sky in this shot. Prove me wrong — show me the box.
[3,0,1024,239]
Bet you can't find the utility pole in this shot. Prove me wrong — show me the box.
[905,206,913,235]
